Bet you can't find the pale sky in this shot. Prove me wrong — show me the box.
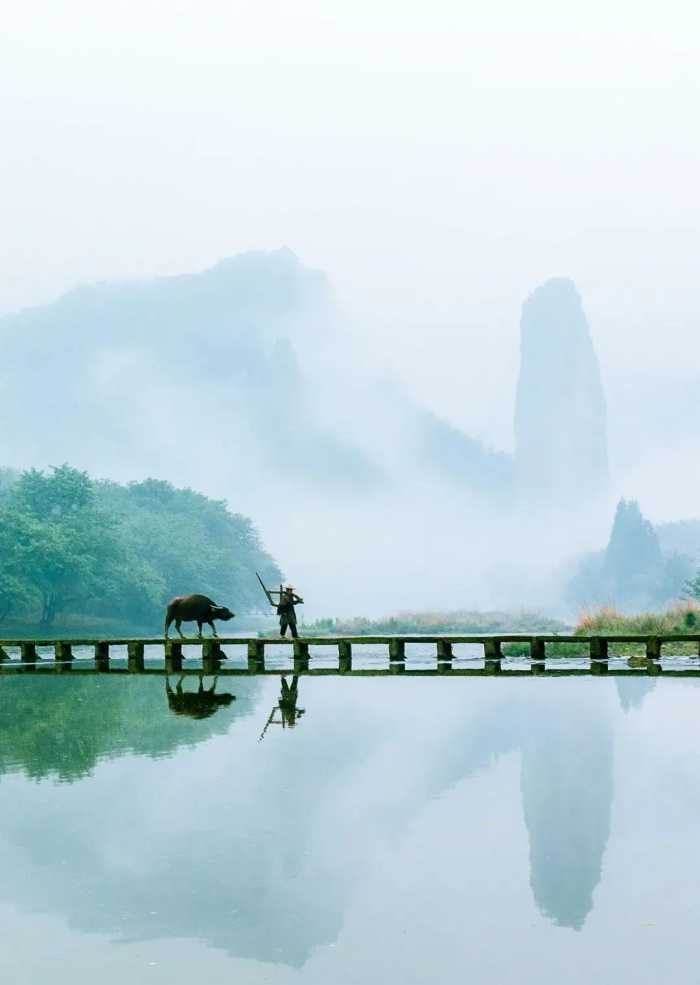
[1,0,698,465]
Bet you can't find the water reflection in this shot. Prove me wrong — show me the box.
[166,673,236,720]
[615,674,657,712]
[259,675,305,740]
[520,692,612,929]
[1,674,694,980]
[0,675,257,781]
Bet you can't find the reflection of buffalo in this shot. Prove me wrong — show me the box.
[166,674,236,719]
[164,594,235,639]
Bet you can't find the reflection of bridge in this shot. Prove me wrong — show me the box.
[1,634,700,675]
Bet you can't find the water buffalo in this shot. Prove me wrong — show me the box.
[164,594,235,639]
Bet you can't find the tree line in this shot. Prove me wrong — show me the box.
[0,465,282,631]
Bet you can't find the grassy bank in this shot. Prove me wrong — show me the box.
[302,610,570,636]
[502,602,700,658]
[302,603,700,659]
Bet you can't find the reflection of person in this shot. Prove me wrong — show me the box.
[279,675,304,727]
[259,675,305,740]
[277,585,304,638]
[165,673,235,719]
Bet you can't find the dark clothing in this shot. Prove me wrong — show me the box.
[279,610,298,638]
[277,590,302,638]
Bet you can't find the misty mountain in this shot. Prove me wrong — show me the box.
[568,498,692,611]
[408,407,514,497]
[0,248,513,503]
[515,278,609,504]
[0,249,382,491]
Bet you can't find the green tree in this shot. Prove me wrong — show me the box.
[3,466,124,625]
[0,466,282,631]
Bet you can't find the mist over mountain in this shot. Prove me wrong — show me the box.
[515,278,609,504]
[2,249,697,617]
[0,249,383,493]
[0,248,514,503]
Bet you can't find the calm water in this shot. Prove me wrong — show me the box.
[0,672,698,984]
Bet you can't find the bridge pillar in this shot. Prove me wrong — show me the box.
[589,637,608,669]
[338,641,352,673]
[247,640,264,673]
[127,641,145,672]
[530,638,545,666]
[20,643,38,668]
[202,640,223,674]
[437,640,452,673]
[54,642,73,671]
[165,641,183,673]
[94,642,110,672]
[483,639,502,671]
[293,640,310,673]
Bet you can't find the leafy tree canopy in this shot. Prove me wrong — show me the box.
[0,466,281,631]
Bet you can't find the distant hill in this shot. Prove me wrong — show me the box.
[0,248,518,503]
[0,248,380,491]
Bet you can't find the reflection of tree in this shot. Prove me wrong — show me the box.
[520,692,613,929]
[0,675,257,781]
[0,674,356,968]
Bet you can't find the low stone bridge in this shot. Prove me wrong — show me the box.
[1,634,699,676]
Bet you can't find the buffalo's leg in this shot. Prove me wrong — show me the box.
[175,619,185,639]
[196,621,203,638]
[209,621,219,637]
